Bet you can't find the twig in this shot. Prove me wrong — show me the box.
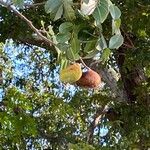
[123,43,134,49]
[89,60,101,68]
[79,57,90,69]
[0,0,55,47]
[121,28,135,48]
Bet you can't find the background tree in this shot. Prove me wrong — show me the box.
[0,0,150,149]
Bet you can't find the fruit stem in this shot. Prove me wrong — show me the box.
[79,57,90,70]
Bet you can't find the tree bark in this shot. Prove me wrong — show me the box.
[116,33,146,103]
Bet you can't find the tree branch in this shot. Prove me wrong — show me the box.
[87,105,109,144]
[16,36,56,50]
[121,28,135,48]
[0,0,55,47]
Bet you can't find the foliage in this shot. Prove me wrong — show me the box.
[0,0,150,149]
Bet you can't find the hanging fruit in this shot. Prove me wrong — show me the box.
[76,69,101,88]
[60,63,82,83]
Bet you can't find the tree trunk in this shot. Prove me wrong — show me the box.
[116,33,147,103]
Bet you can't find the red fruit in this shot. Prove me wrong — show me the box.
[76,69,101,88]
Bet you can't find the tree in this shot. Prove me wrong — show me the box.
[0,0,150,149]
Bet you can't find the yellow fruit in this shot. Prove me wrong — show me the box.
[60,63,82,83]
[76,69,101,88]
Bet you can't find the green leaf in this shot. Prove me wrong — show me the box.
[112,19,121,35]
[56,33,71,43]
[60,58,69,70]
[109,34,124,49]
[63,0,76,20]
[71,34,80,54]
[101,48,111,63]
[56,43,70,51]
[66,48,80,61]
[84,39,98,52]
[44,0,63,21]
[109,4,121,20]
[83,50,99,59]
[115,19,121,28]
[59,22,73,33]
[78,28,95,41]
[99,34,107,50]
[13,0,24,8]
[93,0,109,23]
[54,5,63,21]
[45,0,62,14]
[80,0,98,15]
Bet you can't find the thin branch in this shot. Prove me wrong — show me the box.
[123,43,134,49]
[121,28,135,48]
[79,57,90,69]
[87,105,109,144]
[0,0,55,47]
